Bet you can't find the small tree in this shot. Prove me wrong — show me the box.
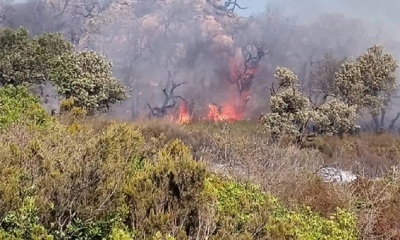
[52,51,128,115]
[261,66,359,143]
[334,45,398,131]
[0,27,74,87]
[262,67,314,143]
[307,52,346,103]
[0,27,128,115]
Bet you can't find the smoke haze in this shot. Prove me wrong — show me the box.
[1,0,400,127]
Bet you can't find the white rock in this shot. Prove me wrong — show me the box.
[317,167,357,183]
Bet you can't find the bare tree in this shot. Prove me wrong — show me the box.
[227,41,271,112]
[73,0,111,18]
[224,0,247,16]
[147,71,188,118]
[0,0,13,24]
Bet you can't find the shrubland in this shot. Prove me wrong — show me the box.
[0,88,399,239]
[0,112,360,240]
[0,14,399,240]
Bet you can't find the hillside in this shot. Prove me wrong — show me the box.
[0,0,400,239]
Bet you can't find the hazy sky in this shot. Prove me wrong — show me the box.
[238,0,400,34]
[238,0,267,16]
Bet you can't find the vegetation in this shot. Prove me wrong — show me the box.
[262,45,398,143]
[0,107,400,239]
[0,27,128,115]
[0,85,53,130]
[0,116,362,239]
[334,45,398,131]
[0,1,399,239]
[261,66,358,143]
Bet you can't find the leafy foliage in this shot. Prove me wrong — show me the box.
[0,197,52,240]
[262,67,314,141]
[52,51,129,114]
[59,97,88,117]
[314,100,359,136]
[0,27,73,87]
[267,204,357,240]
[0,27,128,115]
[0,27,74,87]
[207,175,358,240]
[0,85,53,130]
[334,45,398,116]
[0,120,359,239]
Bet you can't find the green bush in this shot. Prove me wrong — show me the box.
[0,121,358,239]
[0,121,145,239]
[267,202,357,240]
[0,197,53,240]
[0,85,53,130]
[206,176,357,240]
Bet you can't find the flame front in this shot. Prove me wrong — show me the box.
[169,49,258,124]
[177,101,190,124]
[207,103,241,122]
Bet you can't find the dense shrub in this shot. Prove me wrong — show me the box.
[0,85,53,130]
[0,119,361,239]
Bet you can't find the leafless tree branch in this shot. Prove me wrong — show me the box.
[147,71,188,118]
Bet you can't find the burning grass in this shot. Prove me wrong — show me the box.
[146,43,266,126]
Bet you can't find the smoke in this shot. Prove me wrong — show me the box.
[1,0,400,126]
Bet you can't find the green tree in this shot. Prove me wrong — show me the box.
[262,67,314,142]
[334,45,398,131]
[261,66,359,142]
[262,45,398,141]
[0,85,53,130]
[0,27,128,115]
[52,51,129,115]
[0,27,73,87]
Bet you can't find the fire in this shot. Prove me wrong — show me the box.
[177,100,190,124]
[168,47,260,124]
[207,103,242,122]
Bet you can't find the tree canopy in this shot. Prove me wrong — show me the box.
[262,44,398,141]
[0,27,128,115]
[334,45,398,124]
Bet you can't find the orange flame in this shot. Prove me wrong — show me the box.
[207,103,241,122]
[177,101,190,124]
[169,49,259,124]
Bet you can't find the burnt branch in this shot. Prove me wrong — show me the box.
[147,103,159,118]
[49,0,71,18]
[245,41,271,66]
[0,0,14,24]
[308,89,335,110]
[74,0,100,18]
[266,82,285,97]
[389,111,400,131]
[228,41,271,87]
[225,0,247,15]
[210,102,223,114]
[148,71,188,118]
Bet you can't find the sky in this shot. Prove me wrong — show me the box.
[238,0,267,17]
[237,0,400,33]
